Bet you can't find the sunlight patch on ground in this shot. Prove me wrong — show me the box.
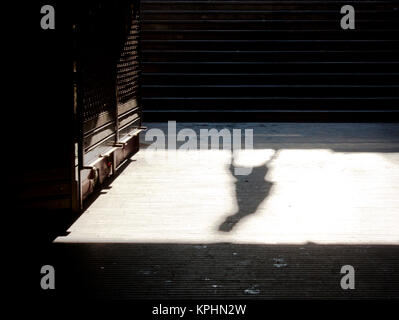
[56,148,399,245]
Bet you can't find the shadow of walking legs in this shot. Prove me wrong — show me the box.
[218,154,275,232]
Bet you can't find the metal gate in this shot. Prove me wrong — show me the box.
[140,0,399,121]
[75,0,144,204]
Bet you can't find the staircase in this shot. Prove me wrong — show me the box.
[140,0,399,121]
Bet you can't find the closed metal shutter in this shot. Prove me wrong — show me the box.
[141,0,399,121]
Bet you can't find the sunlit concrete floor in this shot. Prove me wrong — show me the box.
[53,123,399,299]
[57,123,399,245]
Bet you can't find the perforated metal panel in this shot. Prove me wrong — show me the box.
[117,8,141,106]
[76,0,142,162]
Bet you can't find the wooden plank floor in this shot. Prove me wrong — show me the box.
[52,123,399,299]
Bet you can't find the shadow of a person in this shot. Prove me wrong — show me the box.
[218,155,275,232]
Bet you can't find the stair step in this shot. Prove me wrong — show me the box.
[141,109,399,122]
[142,50,399,62]
[142,96,399,110]
[142,39,399,51]
[143,61,399,73]
[142,10,397,21]
[142,29,399,41]
[142,72,399,85]
[142,20,398,30]
[142,84,399,96]
[142,1,398,11]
